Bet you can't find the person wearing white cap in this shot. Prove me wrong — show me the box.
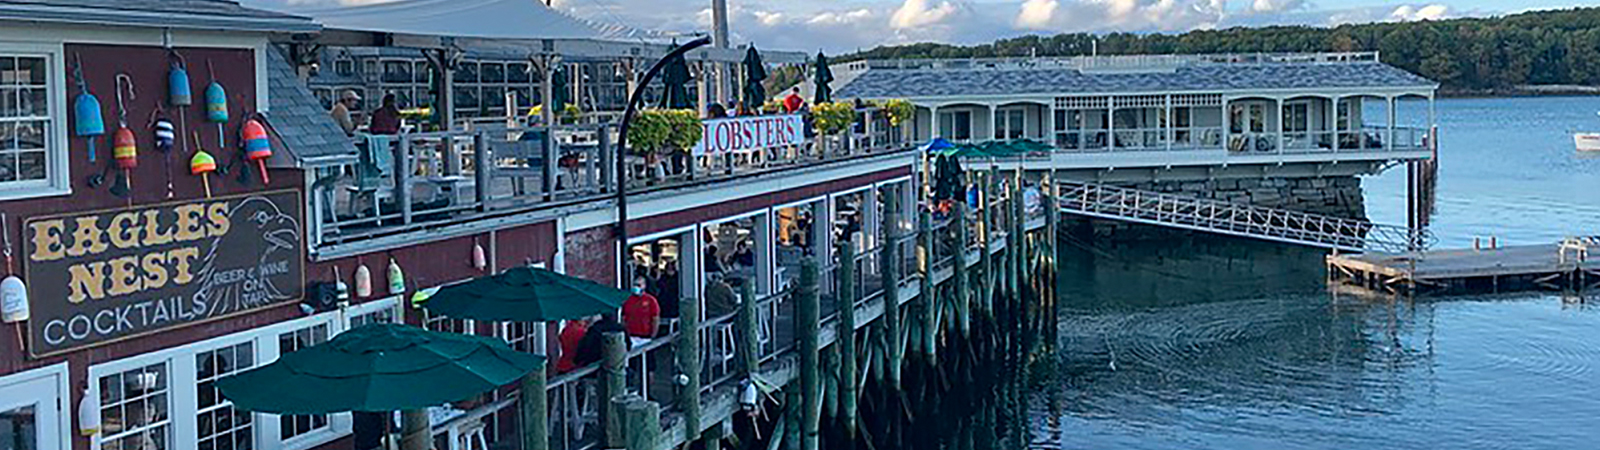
[330,89,361,136]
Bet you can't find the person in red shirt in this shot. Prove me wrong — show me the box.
[555,317,592,373]
[621,275,660,339]
[783,87,805,113]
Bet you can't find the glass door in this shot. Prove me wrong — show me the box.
[0,368,63,450]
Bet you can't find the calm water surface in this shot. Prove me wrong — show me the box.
[1034,97,1600,450]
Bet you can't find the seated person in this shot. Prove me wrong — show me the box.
[574,315,627,368]
[556,317,593,373]
[704,273,740,319]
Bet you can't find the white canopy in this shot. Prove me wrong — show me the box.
[241,0,667,42]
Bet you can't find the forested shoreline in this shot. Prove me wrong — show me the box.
[839,7,1600,96]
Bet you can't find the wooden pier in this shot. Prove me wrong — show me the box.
[1328,238,1600,294]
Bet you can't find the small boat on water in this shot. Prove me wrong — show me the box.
[1574,133,1600,152]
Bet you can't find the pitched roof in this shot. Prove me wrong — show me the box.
[264,45,357,167]
[834,61,1438,99]
[0,0,317,32]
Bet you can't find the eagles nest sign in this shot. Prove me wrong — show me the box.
[23,190,305,356]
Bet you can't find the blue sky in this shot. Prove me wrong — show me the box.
[252,1,1600,53]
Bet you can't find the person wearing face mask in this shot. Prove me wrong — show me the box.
[622,275,661,341]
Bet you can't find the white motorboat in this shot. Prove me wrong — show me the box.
[1576,133,1600,152]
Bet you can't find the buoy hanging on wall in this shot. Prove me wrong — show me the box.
[332,266,350,302]
[189,131,215,198]
[0,212,26,324]
[154,118,176,198]
[472,237,487,271]
[354,261,372,298]
[78,386,100,437]
[109,74,138,198]
[387,258,405,295]
[71,54,104,163]
[167,53,192,106]
[242,118,271,185]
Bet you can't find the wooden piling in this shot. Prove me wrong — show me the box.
[918,209,938,364]
[399,409,430,450]
[837,245,859,442]
[677,284,703,439]
[881,193,904,390]
[601,330,628,448]
[953,201,971,337]
[519,357,548,450]
[797,259,821,450]
[784,387,801,450]
[623,396,661,450]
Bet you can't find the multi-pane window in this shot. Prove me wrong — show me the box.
[99,364,171,450]
[500,322,540,353]
[195,343,255,450]
[1283,102,1310,132]
[277,325,329,441]
[0,55,52,188]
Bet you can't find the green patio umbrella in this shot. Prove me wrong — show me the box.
[216,323,542,414]
[659,51,693,109]
[420,266,628,322]
[1007,138,1053,154]
[742,46,767,111]
[812,52,832,105]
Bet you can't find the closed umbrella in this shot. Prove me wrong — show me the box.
[659,52,693,109]
[742,46,767,112]
[812,52,832,105]
[421,266,628,322]
[216,323,542,414]
[549,65,570,112]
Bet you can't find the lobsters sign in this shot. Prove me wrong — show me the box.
[23,190,305,356]
[692,114,804,157]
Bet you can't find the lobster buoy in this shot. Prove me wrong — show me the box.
[387,258,405,295]
[0,275,26,323]
[74,90,104,163]
[189,148,216,198]
[154,119,175,152]
[354,263,372,298]
[204,81,227,123]
[472,241,487,271]
[242,118,271,185]
[168,63,192,106]
[113,127,137,170]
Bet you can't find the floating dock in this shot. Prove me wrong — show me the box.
[1328,239,1600,294]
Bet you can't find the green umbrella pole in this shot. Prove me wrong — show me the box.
[602,331,628,448]
[520,358,548,450]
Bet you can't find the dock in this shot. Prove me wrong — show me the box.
[1328,238,1600,294]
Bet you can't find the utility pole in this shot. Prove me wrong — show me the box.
[712,0,730,105]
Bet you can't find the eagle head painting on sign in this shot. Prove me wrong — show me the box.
[23,190,306,356]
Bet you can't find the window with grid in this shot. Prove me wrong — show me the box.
[0,54,56,193]
[98,363,171,450]
[499,322,540,353]
[196,342,256,450]
[277,325,329,441]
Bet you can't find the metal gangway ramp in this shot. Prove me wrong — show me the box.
[1055,180,1431,253]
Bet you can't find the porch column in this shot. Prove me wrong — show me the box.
[1427,93,1437,153]
[865,109,876,149]
[864,185,881,274]
[682,227,702,313]
[697,61,709,116]
[1275,97,1285,153]
[1387,96,1396,152]
[987,104,997,142]
[1107,99,1116,150]
[813,198,834,279]
[1042,102,1055,148]
[1165,95,1174,151]
[930,105,942,139]
[1221,97,1230,151]
[755,211,775,294]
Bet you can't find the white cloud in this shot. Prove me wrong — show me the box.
[1017,0,1059,29]
[1250,0,1307,13]
[1389,4,1451,21]
[890,0,961,29]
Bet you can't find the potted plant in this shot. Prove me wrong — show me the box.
[812,101,856,155]
[627,109,702,180]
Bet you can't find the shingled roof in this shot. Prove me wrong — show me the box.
[834,61,1437,99]
[0,0,317,32]
[264,46,357,167]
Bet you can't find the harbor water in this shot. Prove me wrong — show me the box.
[1031,96,1600,450]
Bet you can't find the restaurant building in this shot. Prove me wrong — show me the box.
[0,2,921,450]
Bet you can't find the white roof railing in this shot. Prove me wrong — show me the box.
[843,52,1382,74]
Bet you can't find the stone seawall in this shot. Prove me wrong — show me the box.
[1068,175,1367,242]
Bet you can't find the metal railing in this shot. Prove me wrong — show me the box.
[1055,180,1432,253]
[1042,125,1426,155]
[843,51,1382,73]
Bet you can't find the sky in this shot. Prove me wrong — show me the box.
[256,0,1600,53]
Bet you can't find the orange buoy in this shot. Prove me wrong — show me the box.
[190,131,215,198]
[242,118,271,185]
[113,127,137,169]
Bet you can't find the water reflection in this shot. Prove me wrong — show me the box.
[1032,232,1600,450]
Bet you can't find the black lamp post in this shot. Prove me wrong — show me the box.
[614,36,712,288]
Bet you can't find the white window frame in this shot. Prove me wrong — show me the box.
[0,42,71,200]
[86,298,402,450]
[0,362,70,450]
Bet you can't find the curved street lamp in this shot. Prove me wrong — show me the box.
[614,36,713,288]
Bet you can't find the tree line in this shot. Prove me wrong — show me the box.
[839,7,1600,95]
